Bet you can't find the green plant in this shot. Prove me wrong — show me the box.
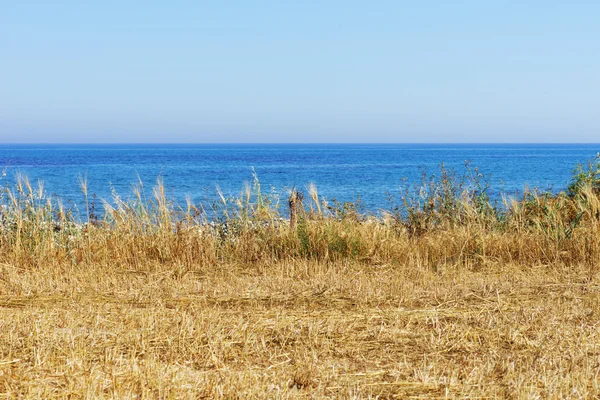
[568,154,600,197]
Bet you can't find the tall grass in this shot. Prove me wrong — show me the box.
[1,156,599,271]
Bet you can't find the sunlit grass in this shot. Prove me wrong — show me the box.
[0,158,599,397]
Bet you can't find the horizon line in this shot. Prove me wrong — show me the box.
[1,142,600,146]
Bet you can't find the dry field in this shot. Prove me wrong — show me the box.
[0,165,599,398]
[1,257,599,398]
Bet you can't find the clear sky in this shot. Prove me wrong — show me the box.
[1,1,599,143]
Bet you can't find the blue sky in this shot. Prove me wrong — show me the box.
[1,1,599,143]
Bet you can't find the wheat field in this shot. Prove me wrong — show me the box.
[0,161,599,398]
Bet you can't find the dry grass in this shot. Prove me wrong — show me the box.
[0,161,599,398]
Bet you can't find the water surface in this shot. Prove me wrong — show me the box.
[0,143,598,214]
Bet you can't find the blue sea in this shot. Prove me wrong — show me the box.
[0,144,598,215]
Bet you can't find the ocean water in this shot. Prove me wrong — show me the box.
[0,143,598,215]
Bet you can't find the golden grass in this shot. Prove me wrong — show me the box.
[0,164,599,398]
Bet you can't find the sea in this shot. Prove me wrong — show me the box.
[0,143,598,216]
